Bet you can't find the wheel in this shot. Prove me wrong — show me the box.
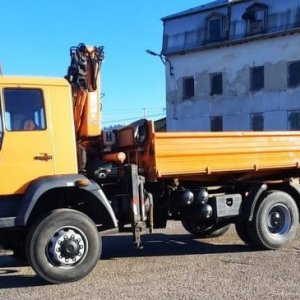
[235,219,254,245]
[250,191,299,250]
[181,220,230,238]
[26,209,101,283]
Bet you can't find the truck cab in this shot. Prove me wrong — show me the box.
[0,77,78,195]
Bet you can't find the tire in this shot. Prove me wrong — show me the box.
[26,209,101,284]
[250,191,299,250]
[235,219,254,245]
[181,220,230,238]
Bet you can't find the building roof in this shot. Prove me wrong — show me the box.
[161,0,228,21]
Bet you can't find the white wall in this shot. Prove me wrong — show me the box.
[166,33,300,131]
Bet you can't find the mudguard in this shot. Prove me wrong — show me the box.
[15,174,118,227]
[236,182,267,222]
[242,180,300,222]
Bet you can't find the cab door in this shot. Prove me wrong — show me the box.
[0,88,54,195]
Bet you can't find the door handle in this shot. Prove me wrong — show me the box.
[34,153,53,161]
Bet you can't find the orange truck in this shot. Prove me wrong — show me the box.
[0,44,300,283]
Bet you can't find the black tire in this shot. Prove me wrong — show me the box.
[26,209,101,284]
[250,191,299,250]
[181,220,230,238]
[235,219,254,245]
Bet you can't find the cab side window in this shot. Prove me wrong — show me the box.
[0,102,3,144]
[3,89,46,131]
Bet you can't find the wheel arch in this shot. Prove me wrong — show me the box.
[15,175,118,230]
[246,181,300,222]
[236,182,267,222]
[269,181,300,222]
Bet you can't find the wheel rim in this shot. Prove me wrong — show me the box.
[267,204,292,238]
[47,226,88,267]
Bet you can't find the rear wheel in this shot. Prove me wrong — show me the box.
[182,220,230,238]
[26,209,101,283]
[235,219,254,245]
[250,191,299,250]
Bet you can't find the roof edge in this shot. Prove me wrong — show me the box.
[161,0,254,22]
[161,0,227,21]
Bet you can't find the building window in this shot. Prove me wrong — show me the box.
[289,111,300,130]
[243,3,268,36]
[251,113,264,131]
[250,66,264,92]
[288,61,300,88]
[211,116,223,132]
[206,13,225,43]
[183,77,194,99]
[210,73,223,96]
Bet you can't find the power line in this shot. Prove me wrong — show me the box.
[103,107,166,115]
[104,107,165,111]
[102,113,165,124]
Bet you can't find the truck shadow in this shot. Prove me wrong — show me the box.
[101,232,256,260]
[0,232,256,289]
[0,256,46,288]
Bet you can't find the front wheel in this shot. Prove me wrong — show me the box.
[26,209,101,284]
[250,191,299,250]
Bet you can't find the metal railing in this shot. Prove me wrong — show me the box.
[162,20,300,55]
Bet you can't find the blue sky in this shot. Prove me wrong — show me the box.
[1,1,208,126]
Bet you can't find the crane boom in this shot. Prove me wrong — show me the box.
[65,43,104,139]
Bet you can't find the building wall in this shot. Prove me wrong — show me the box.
[162,0,300,131]
[166,33,300,131]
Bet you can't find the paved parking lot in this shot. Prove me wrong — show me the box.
[0,222,300,299]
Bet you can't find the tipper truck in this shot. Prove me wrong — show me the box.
[0,44,300,283]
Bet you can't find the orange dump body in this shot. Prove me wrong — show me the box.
[115,121,300,184]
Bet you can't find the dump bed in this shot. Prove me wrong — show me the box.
[115,121,300,183]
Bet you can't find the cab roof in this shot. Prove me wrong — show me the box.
[0,76,70,87]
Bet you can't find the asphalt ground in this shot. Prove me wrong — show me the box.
[0,222,300,300]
